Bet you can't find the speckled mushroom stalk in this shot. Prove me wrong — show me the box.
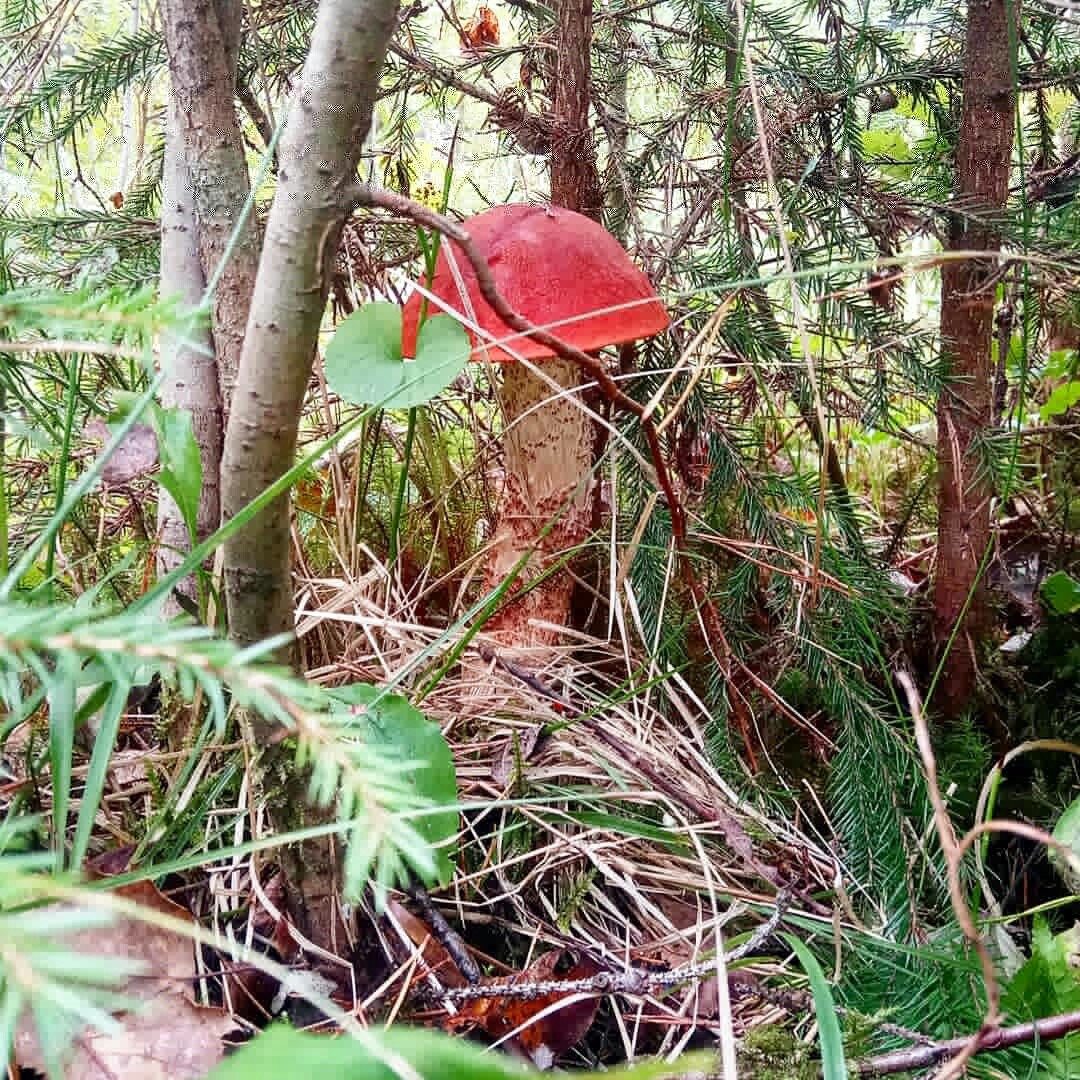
[483,354,594,644]
[401,204,669,648]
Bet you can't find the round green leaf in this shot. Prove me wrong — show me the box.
[1043,570,1080,616]
[324,303,470,409]
[394,313,471,408]
[1051,794,1080,892]
[328,683,458,885]
[324,302,405,407]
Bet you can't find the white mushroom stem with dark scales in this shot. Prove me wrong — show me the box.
[396,202,669,651]
[484,357,593,646]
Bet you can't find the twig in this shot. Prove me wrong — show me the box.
[896,669,1001,1078]
[850,1008,1080,1077]
[407,881,481,985]
[439,889,793,1002]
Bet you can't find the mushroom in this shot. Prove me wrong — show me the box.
[401,203,669,645]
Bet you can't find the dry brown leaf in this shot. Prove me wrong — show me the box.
[387,898,468,989]
[449,948,601,1069]
[14,880,236,1079]
[85,419,159,486]
[462,4,499,50]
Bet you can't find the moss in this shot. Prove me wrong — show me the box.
[737,1025,818,1079]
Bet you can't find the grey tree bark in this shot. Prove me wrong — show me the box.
[157,100,223,614]
[160,0,258,411]
[221,0,398,653]
[157,0,256,614]
[218,0,399,949]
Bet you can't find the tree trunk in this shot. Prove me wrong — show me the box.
[484,0,602,648]
[160,0,258,412]
[219,0,398,950]
[157,100,223,615]
[933,0,1016,715]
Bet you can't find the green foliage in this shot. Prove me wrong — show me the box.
[1043,571,1080,616]
[325,683,459,889]
[1003,920,1080,1077]
[324,303,471,409]
[783,933,847,1080]
[0,29,166,149]
[210,1022,713,1080]
[147,403,203,542]
[1049,794,1080,892]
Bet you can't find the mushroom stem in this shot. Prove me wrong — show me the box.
[484,356,593,646]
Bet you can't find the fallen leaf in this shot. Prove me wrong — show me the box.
[386,899,468,988]
[462,4,499,50]
[14,879,236,1078]
[449,949,602,1069]
[85,418,159,485]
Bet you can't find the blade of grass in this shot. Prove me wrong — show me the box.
[783,931,847,1080]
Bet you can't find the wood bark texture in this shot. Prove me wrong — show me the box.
[484,0,603,647]
[160,0,259,412]
[157,100,223,614]
[221,0,398,655]
[219,0,399,952]
[933,0,1016,715]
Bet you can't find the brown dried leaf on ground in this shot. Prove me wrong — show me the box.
[449,948,602,1069]
[386,898,469,989]
[14,880,237,1079]
[84,418,159,486]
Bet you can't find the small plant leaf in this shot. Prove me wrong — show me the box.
[209,1022,714,1079]
[397,313,471,408]
[328,684,458,885]
[1041,380,1080,419]
[1050,796,1080,892]
[151,405,203,541]
[1043,571,1080,616]
[324,302,469,409]
[782,933,846,1080]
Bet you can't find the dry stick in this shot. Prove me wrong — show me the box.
[895,669,1000,1079]
[850,1009,1080,1077]
[346,185,753,757]
[438,888,793,1003]
[407,881,482,984]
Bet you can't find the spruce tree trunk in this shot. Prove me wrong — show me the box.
[484,0,602,647]
[933,0,1016,715]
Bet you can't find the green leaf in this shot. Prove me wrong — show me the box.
[324,303,470,409]
[861,127,912,180]
[1043,571,1080,616]
[151,405,203,540]
[1050,796,1080,892]
[328,684,458,885]
[1041,380,1080,420]
[782,933,847,1080]
[209,1023,714,1079]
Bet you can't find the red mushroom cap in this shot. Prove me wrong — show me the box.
[400,204,669,363]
